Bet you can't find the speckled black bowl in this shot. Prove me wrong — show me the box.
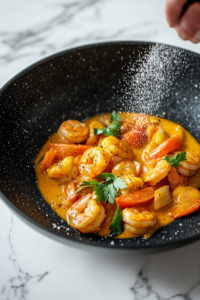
[1,41,200,253]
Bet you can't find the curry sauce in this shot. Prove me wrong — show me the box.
[35,113,200,239]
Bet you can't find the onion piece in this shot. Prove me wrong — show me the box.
[154,185,172,210]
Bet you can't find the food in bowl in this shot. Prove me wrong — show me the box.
[35,112,200,239]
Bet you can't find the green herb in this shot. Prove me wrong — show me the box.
[75,173,127,204]
[163,152,187,168]
[97,173,127,203]
[75,179,104,201]
[94,111,121,138]
[109,204,124,237]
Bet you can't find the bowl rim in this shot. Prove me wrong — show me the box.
[1,40,199,92]
[2,189,199,252]
[1,40,200,252]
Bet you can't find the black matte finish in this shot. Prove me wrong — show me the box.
[1,41,200,252]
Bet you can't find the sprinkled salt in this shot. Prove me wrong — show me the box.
[118,44,189,115]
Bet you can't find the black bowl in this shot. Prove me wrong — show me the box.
[1,41,200,253]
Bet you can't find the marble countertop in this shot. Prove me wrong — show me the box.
[1,0,200,299]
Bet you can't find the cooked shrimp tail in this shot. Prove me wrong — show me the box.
[122,206,156,236]
[58,120,89,144]
[67,193,106,233]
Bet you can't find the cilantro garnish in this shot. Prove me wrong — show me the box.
[97,173,127,203]
[163,152,187,168]
[94,111,121,138]
[109,204,124,237]
[75,173,127,204]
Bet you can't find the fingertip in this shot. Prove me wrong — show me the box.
[194,31,200,40]
[165,0,188,27]
[177,3,200,40]
[175,21,191,40]
[190,37,200,44]
[165,0,177,27]
[190,31,200,44]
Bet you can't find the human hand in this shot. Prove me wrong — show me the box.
[165,0,200,43]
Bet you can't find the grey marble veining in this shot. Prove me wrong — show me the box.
[0,0,160,68]
[131,269,200,300]
[1,218,48,300]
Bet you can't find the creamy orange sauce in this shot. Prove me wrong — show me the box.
[35,113,200,239]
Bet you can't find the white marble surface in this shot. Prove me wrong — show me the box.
[1,0,200,299]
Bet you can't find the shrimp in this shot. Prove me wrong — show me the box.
[121,115,159,147]
[112,160,140,177]
[97,114,111,126]
[134,115,159,142]
[168,167,189,188]
[74,155,82,165]
[121,120,136,134]
[120,113,148,134]
[47,156,78,183]
[177,152,200,177]
[67,193,106,233]
[122,206,156,235]
[58,120,89,144]
[86,120,104,146]
[118,174,144,196]
[59,194,73,208]
[100,136,134,161]
[72,175,95,197]
[120,113,137,134]
[142,159,171,185]
[103,156,125,173]
[111,161,142,196]
[79,147,111,178]
[110,156,125,166]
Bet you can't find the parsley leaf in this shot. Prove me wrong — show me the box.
[79,180,93,186]
[75,173,127,204]
[110,111,121,137]
[113,176,128,190]
[94,127,115,136]
[102,181,117,204]
[75,185,91,193]
[94,111,121,138]
[94,185,103,202]
[75,180,98,193]
[96,173,127,203]
[88,179,99,185]
[109,205,124,237]
[102,185,110,203]
[163,152,187,168]
[111,110,121,123]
